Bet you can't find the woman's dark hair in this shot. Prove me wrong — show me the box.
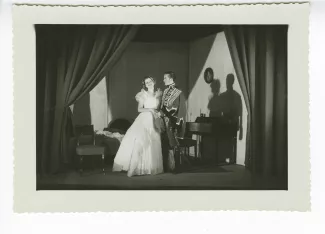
[164,71,176,81]
[142,76,157,91]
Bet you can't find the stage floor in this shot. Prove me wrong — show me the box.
[37,164,287,190]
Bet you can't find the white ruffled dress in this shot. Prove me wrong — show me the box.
[112,90,164,177]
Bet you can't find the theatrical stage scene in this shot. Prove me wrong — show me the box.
[36,25,288,190]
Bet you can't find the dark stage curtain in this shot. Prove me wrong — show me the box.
[224,25,288,177]
[36,25,139,174]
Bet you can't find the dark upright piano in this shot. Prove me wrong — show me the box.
[192,116,238,165]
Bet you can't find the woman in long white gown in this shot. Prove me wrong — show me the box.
[112,76,164,177]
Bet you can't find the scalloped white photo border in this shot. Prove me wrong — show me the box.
[13,3,310,212]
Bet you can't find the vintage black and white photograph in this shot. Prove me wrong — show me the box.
[35,24,288,190]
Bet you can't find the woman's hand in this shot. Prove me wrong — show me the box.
[156,88,163,97]
[148,108,156,114]
[149,109,159,117]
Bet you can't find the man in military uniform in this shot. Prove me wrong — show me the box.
[158,71,186,174]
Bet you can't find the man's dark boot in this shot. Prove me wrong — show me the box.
[173,147,181,174]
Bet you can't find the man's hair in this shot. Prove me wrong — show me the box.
[164,71,176,81]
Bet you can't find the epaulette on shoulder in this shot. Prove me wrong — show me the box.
[174,86,182,92]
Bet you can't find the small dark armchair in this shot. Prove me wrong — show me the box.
[75,125,106,175]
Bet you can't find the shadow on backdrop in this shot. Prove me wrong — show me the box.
[207,74,243,164]
[207,79,221,117]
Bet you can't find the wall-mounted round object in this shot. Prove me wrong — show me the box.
[204,67,214,84]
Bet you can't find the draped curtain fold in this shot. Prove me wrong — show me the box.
[36,25,139,174]
[224,25,288,177]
